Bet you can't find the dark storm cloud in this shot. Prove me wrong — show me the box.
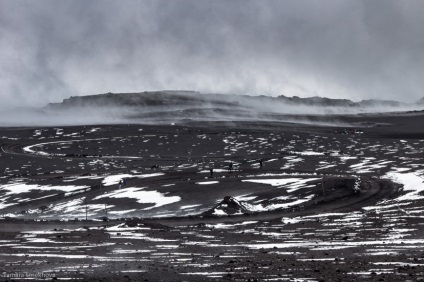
[0,0,423,109]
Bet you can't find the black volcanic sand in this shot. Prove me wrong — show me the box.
[1,112,424,281]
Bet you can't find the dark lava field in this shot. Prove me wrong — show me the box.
[1,111,424,281]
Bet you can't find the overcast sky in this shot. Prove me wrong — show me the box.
[0,0,423,109]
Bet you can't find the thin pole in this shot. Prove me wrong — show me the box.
[321,177,326,196]
[105,203,108,226]
[85,196,88,221]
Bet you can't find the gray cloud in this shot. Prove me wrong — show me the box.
[0,0,423,109]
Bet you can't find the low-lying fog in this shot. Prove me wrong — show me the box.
[0,92,423,127]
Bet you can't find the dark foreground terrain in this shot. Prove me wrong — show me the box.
[1,111,424,281]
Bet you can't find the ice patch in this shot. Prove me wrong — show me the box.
[242,178,318,193]
[198,169,227,173]
[386,172,424,201]
[102,173,164,186]
[93,187,181,209]
[196,181,219,185]
[290,151,325,156]
[181,204,201,209]
[0,183,89,196]
[247,194,315,212]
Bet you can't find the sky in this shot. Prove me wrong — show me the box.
[0,0,423,109]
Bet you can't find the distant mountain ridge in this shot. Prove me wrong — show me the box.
[46,91,422,110]
[3,91,423,127]
[277,95,414,108]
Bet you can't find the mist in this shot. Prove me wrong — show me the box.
[1,91,423,127]
[1,0,424,110]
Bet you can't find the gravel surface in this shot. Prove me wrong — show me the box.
[1,112,424,281]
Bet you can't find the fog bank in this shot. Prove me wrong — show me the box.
[1,92,423,127]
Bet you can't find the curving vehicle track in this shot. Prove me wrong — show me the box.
[0,126,403,225]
